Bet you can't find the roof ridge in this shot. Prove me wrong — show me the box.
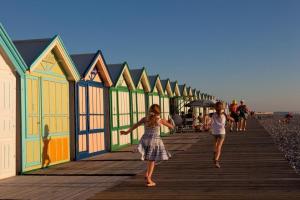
[13,38,52,43]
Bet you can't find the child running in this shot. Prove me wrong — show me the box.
[121,104,174,187]
[210,102,234,168]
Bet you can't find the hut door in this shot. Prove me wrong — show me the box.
[24,76,41,169]
[0,57,16,179]
[137,92,146,140]
[41,79,69,167]
[131,92,138,143]
[87,84,105,154]
[77,83,88,158]
[77,83,105,159]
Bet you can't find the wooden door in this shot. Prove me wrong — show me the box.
[41,78,69,167]
[24,76,41,171]
[136,92,146,140]
[77,83,88,158]
[118,90,131,146]
[131,91,138,143]
[87,84,105,155]
[0,55,16,179]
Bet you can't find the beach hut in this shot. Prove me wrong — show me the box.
[147,75,163,108]
[14,35,80,172]
[107,63,135,151]
[160,79,173,136]
[170,81,181,114]
[129,68,151,144]
[0,24,27,179]
[178,84,188,114]
[192,89,199,116]
[71,51,113,160]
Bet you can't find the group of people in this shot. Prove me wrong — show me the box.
[121,100,249,187]
[229,100,250,132]
[171,109,214,132]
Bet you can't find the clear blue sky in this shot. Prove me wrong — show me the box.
[1,0,299,112]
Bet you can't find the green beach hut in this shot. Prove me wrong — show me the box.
[160,79,173,136]
[178,84,188,114]
[129,68,151,144]
[107,62,135,151]
[170,81,181,114]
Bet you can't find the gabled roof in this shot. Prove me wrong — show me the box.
[71,50,112,87]
[130,67,151,92]
[148,75,163,94]
[186,86,193,96]
[71,53,97,77]
[160,79,173,97]
[107,62,135,90]
[192,89,197,97]
[197,90,201,99]
[13,35,80,81]
[170,81,181,96]
[178,84,187,96]
[0,24,27,76]
[13,38,52,67]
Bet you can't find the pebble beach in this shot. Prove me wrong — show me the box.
[258,114,300,173]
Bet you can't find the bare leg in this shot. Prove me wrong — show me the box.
[239,119,243,131]
[146,161,156,185]
[215,138,225,161]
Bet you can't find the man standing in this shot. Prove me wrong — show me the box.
[229,100,239,131]
[237,100,249,132]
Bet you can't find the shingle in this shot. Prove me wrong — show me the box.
[179,85,186,94]
[107,64,124,85]
[13,38,52,66]
[130,69,143,87]
[160,79,169,90]
[148,75,158,89]
[71,53,97,77]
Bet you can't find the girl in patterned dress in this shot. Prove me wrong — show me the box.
[121,104,174,187]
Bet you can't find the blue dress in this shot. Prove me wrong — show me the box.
[137,120,171,161]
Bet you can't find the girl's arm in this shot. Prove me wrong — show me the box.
[160,119,174,129]
[120,117,146,135]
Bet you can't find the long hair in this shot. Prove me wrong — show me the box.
[146,104,161,127]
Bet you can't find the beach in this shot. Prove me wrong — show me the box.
[258,114,300,173]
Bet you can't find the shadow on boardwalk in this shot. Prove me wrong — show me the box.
[90,119,300,200]
[0,119,299,200]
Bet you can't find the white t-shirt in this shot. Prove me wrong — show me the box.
[211,113,226,135]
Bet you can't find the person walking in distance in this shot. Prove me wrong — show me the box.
[237,100,249,132]
[229,100,239,132]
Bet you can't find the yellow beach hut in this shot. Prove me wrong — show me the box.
[13,36,80,172]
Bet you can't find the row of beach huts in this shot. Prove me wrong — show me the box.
[0,24,216,179]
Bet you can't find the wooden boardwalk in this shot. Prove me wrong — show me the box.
[0,133,200,200]
[90,119,300,200]
[0,119,299,200]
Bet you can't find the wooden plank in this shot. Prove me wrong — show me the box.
[89,119,300,200]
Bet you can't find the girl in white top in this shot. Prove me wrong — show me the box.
[210,102,234,168]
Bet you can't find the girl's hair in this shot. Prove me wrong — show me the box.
[146,104,161,127]
[215,101,224,116]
